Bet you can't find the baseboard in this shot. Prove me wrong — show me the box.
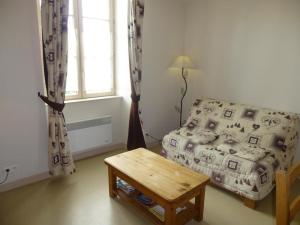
[73,143,125,160]
[0,143,125,193]
[0,171,50,193]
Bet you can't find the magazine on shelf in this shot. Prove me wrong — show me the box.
[116,178,136,195]
[148,205,187,221]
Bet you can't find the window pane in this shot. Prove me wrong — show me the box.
[82,18,112,59]
[81,17,113,95]
[82,0,110,20]
[68,0,74,16]
[66,16,79,97]
[68,17,78,56]
[84,58,113,94]
[66,57,79,96]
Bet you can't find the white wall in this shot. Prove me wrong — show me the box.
[0,0,48,183]
[141,0,186,144]
[184,0,300,160]
[115,0,132,146]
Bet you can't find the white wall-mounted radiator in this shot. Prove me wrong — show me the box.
[67,116,112,153]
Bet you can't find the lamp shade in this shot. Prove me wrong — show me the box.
[171,55,195,69]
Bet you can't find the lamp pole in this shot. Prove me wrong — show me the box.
[180,67,188,127]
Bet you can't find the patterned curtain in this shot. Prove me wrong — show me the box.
[127,0,146,150]
[39,0,75,176]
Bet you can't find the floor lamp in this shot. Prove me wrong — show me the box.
[171,56,195,127]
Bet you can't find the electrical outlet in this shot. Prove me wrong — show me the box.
[3,165,18,173]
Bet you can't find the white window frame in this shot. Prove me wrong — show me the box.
[67,0,116,100]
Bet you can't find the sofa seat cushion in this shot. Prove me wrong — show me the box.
[162,135,279,200]
[162,146,276,200]
[169,127,219,146]
[216,143,270,162]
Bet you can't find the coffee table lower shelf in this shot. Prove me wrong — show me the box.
[113,188,196,225]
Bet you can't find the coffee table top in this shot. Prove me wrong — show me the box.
[104,148,209,202]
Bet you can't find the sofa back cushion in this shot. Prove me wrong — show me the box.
[185,98,300,167]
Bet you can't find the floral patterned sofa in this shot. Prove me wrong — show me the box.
[162,98,300,204]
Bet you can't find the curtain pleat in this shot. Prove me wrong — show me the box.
[39,0,75,176]
[127,0,146,150]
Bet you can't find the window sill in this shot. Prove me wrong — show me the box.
[65,95,123,104]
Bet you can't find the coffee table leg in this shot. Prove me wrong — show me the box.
[108,166,117,198]
[194,186,206,221]
[165,206,176,225]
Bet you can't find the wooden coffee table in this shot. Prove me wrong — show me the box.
[104,148,210,225]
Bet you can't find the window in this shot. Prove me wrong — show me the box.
[66,0,115,99]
